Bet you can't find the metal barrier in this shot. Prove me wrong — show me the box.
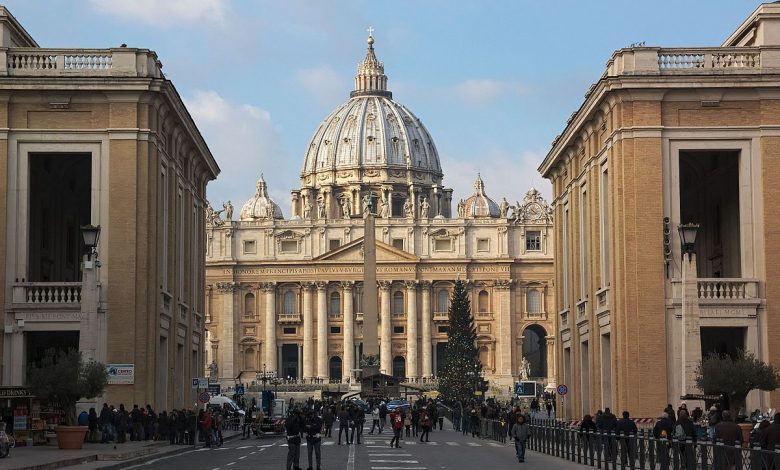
[528,421,780,470]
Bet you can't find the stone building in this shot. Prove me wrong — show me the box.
[0,7,219,410]
[539,3,780,418]
[205,35,555,395]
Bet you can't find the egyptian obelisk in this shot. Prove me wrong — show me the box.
[361,212,379,377]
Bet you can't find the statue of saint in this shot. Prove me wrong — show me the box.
[499,197,510,218]
[362,192,373,218]
[341,198,351,219]
[403,198,414,218]
[223,201,233,221]
[317,197,326,219]
[457,199,466,218]
[209,360,219,381]
[302,200,312,219]
[379,197,389,218]
[513,201,523,224]
[419,197,430,219]
[265,203,274,219]
[520,357,531,381]
[207,202,224,226]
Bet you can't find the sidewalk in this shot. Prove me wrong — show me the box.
[4,430,241,470]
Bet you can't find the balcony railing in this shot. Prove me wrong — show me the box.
[12,282,82,305]
[277,313,302,324]
[698,279,757,300]
[605,46,779,78]
[433,311,449,322]
[0,48,163,78]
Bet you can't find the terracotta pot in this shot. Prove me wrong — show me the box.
[55,425,88,450]
[738,423,752,447]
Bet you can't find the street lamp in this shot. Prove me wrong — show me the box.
[80,224,101,259]
[678,223,699,256]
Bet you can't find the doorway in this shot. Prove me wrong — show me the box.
[281,344,299,379]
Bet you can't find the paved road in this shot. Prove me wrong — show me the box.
[120,424,588,470]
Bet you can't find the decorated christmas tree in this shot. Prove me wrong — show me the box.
[438,279,484,401]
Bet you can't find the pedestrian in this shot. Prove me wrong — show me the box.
[117,404,129,443]
[348,404,357,445]
[675,409,696,470]
[707,405,721,440]
[599,408,618,462]
[419,409,431,443]
[304,409,323,470]
[404,412,412,437]
[285,409,303,470]
[199,410,213,448]
[379,402,388,433]
[759,412,780,450]
[355,405,365,444]
[713,410,742,469]
[470,407,480,438]
[322,406,334,437]
[390,409,403,448]
[545,400,552,418]
[337,405,349,445]
[616,411,638,467]
[99,403,112,443]
[511,414,530,463]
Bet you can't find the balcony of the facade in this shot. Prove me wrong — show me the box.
[668,278,762,318]
[277,313,302,324]
[433,311,449,323]
[1,47,163,78]
[11,282,82,309]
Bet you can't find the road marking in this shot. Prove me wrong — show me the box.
[370,460,420,463]
[250,451,256,454]
[347,439,356,470]
[368,453,412,456]
[466,442,482,446]
[446,441,458,445]
[323,441,335,445]
[238,456,246,460]
[366,445,387,447]
[426,441,438,445]
[488,442,504,447]
[370,467,427,470]
[260,444,274,447]
[226,463,235,467]
[237,445,252,449]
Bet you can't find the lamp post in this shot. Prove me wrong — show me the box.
[678,223,699,256]
[678,222,702,406]
[80,224,101,261]
[79,224,102,412]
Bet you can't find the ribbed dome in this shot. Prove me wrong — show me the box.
[300,35,442,180]
[239,174,284,220]
[461,174,500,218]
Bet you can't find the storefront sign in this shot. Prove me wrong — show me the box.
[0,387,33,398]
[106,364,134,384]
[13,415,28,430]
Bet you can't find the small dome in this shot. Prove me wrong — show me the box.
[239,174,284,220]
[461,174,500,218]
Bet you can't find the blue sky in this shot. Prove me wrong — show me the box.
[3,0,758,215]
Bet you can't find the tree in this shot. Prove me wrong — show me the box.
[695,349,780,414]
[438,280,484,402]
[27,348,108,426]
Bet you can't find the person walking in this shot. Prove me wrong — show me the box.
[304,409,323,470]
[419,409,431,443]
[616,411,638,467]
[511,414,530,463]
[379,402,388,433]
[285,409,303,470]
[713,410,742,469]
[337,406,350,445]
[99,403,112,443]
[348,404,357,445]
[322,406,334,438]
[404,412,412,437]
[369,406,381,434]
[389,409,403,448]
[355,405,365,444]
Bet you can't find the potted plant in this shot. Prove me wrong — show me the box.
[27,348,108,449]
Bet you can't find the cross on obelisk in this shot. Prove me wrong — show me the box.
[366,26,374,37]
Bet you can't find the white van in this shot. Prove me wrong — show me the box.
[207,395,245,416]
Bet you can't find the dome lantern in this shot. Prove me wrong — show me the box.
[351,30,391,99]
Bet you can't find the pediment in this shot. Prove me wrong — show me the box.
[314,237,419,262]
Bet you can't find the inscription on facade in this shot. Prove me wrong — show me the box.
[16,312,84,322]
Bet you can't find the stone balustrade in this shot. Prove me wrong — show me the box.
[0,47,163,78]
[432,311,448,322]
[606,46,780,77]
[698,278,758,300]
[277,313,302,324]
[12,282,82,306]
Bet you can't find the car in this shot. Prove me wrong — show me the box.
[207,395,245,416]
[348,398,370,412]
[386,399,410,411]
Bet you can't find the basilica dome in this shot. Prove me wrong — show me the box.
[300,35,442,182]
[239,175,284,220]
[460,174,500,218]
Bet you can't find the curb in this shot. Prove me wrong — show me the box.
[95,432,243,469]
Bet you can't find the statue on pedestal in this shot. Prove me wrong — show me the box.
[457,199,466,218]
[303,200,312,219]
[223,201,234,221]
[379,197,389,218]
[419,197,430,219]
[499,197,510,218]
[317,197,326,219]
[403,198,414,218]
[209,360,219,382]
[341,198,352,219]
[362,192,374,217]
[520,357,531,381]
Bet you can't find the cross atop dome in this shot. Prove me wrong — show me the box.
[351,28,391,99]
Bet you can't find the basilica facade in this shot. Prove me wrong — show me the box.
[204,35,555,395]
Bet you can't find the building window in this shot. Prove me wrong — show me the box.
[434,238,453,252]
[329,292,341,316]
[476,238,490,252]
[437,326,449,334]
[283,327,296,335]
[329,239,341,251]
[280,240,299,253]
[437,289,449,313]
[526,231,541,251]
[477,290,489,313]
[330,326,341,334]
[392,238,404,250]
[243,240,257,254]
[392,356,406,377]
[563,204,570,307]
[600,165,610,286]
[245,348,256,370]
[329,356,342,381]
[283,291,296,315]
[527,289,542,314]
[579,186,589,297]
[393,326,404,334]
[523,325,548,378]
[392,291,404,315]
[244,293,255,318]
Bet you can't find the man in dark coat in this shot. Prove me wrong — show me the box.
[616,411,638,466]
[285,409,303,470]
[337,406,350,445]
[304,409,323,470]
[600,408,618,462]
[713,410,742,468]
[759,412,780,450]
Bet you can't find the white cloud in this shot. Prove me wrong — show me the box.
[295,66,346,105]
[184,90,295,216]
[441,148,551,206]
[451,79,526,106]
[88,0,229,27]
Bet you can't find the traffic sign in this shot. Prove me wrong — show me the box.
[208,383,221,396]
[557,384,568,395]
[192,377,208,389]
[235,384,245,396]
[198,392,210,404]
[515,381,537,397]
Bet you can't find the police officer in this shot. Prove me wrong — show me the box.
[285,408,303,470]
[304,409,324,470]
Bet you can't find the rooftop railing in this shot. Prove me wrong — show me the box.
[606,46,780,77]
[0,48,163,78]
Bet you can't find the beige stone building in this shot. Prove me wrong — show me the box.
[0,7,219,410]
[205,35,555,396]
[539,3,780,418]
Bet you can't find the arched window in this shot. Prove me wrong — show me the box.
[437,289,449,313]
[392,291,405,315]
[329,356,342,381]
[478,290,489,313]
[527,289,542,314]
[522,325,548,378]
[283,291,296,315]
[329,292,341,316]
[479,345,490,369]
[244,293,255,318]
[392,356,406,378]
[245,348,256,370]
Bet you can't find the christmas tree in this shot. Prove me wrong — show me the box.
[438,279,483,402]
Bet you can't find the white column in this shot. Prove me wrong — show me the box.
[681,253,702,398]
[405,280,418,379]
[316,282,328,378]
[496,280,513,378]
[420,281,432,378]
[262,283,277,375]
[302,282,314,380]
[342,281,354,382]
[379,281,392,374]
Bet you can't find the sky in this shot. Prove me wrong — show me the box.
[2,0,759,215]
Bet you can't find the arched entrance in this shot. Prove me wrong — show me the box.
[329,356,342,381]
[522,325,548,378]
[392,356,406,378]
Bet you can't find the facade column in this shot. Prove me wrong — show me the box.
[405,280,418,379]
[681,253,703,400]
[302,282,315,380]
[379,280,392,374]
[316,281,328,378]
[495,280,513,382]
[420,281,432,378]
[342,281,355,383]
[546,336,556,383]
[261,282,277,375]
